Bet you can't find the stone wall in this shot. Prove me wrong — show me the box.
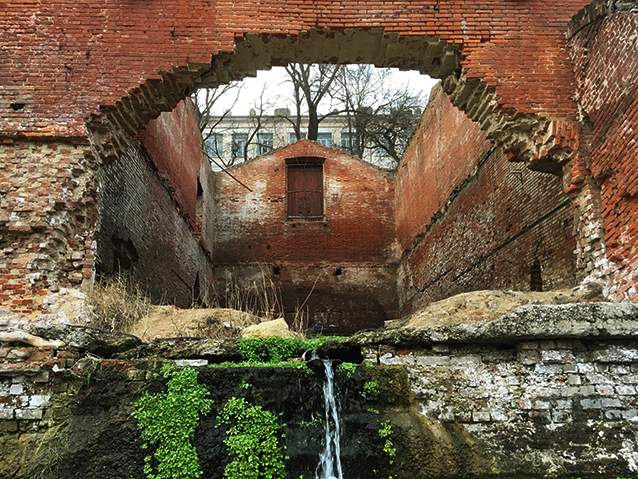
[396,87,578,314]
[96,143,213,307]
[212,140,398,332]
[567,5,638,300]
[1,303,637,478]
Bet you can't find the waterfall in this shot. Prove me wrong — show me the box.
[316,360,344,479]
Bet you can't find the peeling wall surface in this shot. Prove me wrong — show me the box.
[212,141,398,332]
[395,87,578,314]
[568,6,638,300]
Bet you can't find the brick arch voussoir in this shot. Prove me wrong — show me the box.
[86,28,576,172]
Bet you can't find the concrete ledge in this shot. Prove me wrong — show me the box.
[351,302,638,347]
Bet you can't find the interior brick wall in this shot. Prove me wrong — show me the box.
[140,99,204,229]
[568,8,638,300]
[212,140,398,332]
[396,88,578,313]
[96,143,213,308]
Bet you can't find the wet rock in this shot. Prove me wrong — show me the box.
[315,340,363,363]
[115,337,241,361]
[25,324,141,357]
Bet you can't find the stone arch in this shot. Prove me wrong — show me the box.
[86,29,576,172]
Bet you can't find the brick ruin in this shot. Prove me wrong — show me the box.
[0,0,637,324]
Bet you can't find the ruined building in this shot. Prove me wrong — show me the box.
[1,1,638,477]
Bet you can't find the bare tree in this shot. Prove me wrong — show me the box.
[282,64,346,140]
[329,65,426,166]
[191,83,241,144]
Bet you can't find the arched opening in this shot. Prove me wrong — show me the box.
[89,29,579,334]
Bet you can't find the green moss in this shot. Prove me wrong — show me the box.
[336,362,358,378]
[217,397,286,479]
[237,337,340,363]
[133,364,212,479]
[378,421,397,464]
[362,379,380,398]
[209,361,310,371]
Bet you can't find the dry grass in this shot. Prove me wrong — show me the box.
[211,265,285,321]
[87,274,152,333]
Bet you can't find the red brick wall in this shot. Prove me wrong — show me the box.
[140,99,203,229]
[568,8,638,300]
[396,89,578,313]
[0,0,590,139]
[212,140,398,332]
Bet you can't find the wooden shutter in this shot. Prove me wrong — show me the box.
[287,164,323,218]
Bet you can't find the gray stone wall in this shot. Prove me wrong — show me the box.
[371,337,638,474]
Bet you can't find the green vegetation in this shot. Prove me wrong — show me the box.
[133,364,212,479]
[237,337,340,363]
[336,362,357,378]
[209,361,309,371]
[378,421,397,465]
[217,397,287,479]
[362,379,380,398]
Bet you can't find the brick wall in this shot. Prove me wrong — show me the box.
[568,7,638,300]
[140,100,204,230]
[0,141,97,314]
[212,140,398,332]
[0,0,589,140]
[96,143,213,307]
[396,88,578,313]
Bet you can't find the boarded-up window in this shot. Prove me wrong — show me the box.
[287,159,324,219]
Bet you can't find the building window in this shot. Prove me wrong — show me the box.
[231,133,248,159]
[257,132,273,155]
[205,133,224,158]
[286,158,324,219]
[341,131,355,150]
[316,132,333,147]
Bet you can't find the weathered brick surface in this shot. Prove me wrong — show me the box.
[396,87,577,313]
[212,140,398,332]
[568,8,638,300]
[140,100,204,229]
[0,0,588,142]
[96,143,213,308]
[0,141,97,314]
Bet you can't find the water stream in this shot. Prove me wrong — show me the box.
[316,360,344,479]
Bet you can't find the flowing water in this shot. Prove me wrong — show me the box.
[316,360,344,479]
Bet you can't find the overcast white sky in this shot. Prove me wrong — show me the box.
[202,66,440,116]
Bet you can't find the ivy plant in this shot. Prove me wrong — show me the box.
[217,396,286,479]
[133,363,212,479]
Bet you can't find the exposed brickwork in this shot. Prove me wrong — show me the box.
[568,7,638,300]
[212,141,398,332]
[0,0,589,166]
[140,100,204,229]
[0,141,97,314]
[396,88,578,313]
[96,144,213,308]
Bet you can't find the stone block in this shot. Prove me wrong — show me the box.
[580,399,602,410]
[601,398,622,408]
[0,408,14,420]
[567,374,582,385]
[29,394,51,408]
[15,408,43,420]
[604,409,624,420]
[551,410,572,422]
[518,351,540,365]
[541,350,575,364]
[472,411,491,422]
[615,385,636,395]
[9,384,24,395]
